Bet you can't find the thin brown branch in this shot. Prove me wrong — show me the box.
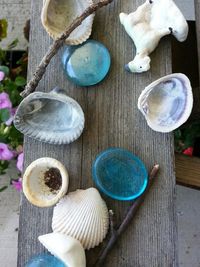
[20,0,114,98]
[109,210,115,236]
[94,164,160,267]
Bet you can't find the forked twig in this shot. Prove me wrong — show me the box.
[94,164,160,267]
[21,0,114,98]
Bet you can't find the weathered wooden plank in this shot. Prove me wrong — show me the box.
[18,1,177,266]
[176,154,200,188]
[195,0,200,80]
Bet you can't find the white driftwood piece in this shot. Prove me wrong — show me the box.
[119,0,188,73]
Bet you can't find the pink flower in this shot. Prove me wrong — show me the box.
[183,147,193,157]
[5,108,16,126]
[16,152,24,172]
[0,71,5,81]
[0,92,12,109]
[12,178,22,191]
[0,143,14,160]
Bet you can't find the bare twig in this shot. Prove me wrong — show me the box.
[109,210,115,236]
[94,164,160,267]
[21,0,114,98]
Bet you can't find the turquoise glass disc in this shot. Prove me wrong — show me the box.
[92,148,148,201]
[25,253,65,267]
[62,40,111,86]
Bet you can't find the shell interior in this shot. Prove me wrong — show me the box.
[52,188,109,250]
[138,74,193,132]
[14,91,85,145]
[23,157,69,208]
[42,0,95,45]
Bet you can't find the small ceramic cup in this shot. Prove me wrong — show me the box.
[23,157,69,207]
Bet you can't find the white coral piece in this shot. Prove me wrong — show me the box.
[119,0,188,73]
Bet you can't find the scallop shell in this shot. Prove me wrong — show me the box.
[38,233,86,267]
[138,73,193,133]
[41,0,95,45]
[23,157,69,208]
[52,187,109,250]
[14,88,85,145]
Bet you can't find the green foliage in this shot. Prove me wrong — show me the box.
[0,19,8,41]
[0,108,10,122]
[15,76,26,86]
[0,186,8,192]
[7,38,19,50]
[0,66,9,76]
[174,122,200,153]
[0,19,27,183]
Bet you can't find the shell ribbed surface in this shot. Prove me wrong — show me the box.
[52,188,109,250]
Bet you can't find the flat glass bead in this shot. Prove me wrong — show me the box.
[62,40,111,86]
[92,148,148,201]
[25,253,65,267]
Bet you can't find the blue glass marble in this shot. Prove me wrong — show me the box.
[92,148,148,201]
[25,253,65,267]
[62,40,111,86]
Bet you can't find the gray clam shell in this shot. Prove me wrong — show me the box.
[14,88,85,145]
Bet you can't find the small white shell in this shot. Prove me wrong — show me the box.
[138,73,193,133]
[23,157,69,207]
[41,0,95,45]
[52,187,109,250]
[38,233,86,267]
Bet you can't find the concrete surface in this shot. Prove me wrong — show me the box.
[0,0,31,50]
[177,185,200,267]
[0,164,20,267]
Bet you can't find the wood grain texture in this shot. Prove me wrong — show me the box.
[18,1,177,266]
[176,154,200,188]
[195,0,200,81]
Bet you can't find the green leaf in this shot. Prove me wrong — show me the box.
[0,65,9,76]
[0,186,8,192]
[0,48,7,65]
[15,76,26,87]
[7,38,19,50]
[0,108,10,122]
[0,19,8,41]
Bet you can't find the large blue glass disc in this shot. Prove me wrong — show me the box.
[25,253,65,267]
[62,40,111,86]
[92,148,148,201]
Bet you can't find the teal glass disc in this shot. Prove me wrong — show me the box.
[92,148,148,201]
[62,40,111,86]
[25,253,65,267]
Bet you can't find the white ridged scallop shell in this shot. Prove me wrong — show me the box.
[14,88,85,145]
[138,73,193,133]
[38,233,86,267]
[52,188,109,250]
[41,0,95,45]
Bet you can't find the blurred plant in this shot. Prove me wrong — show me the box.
[174,121,200,157]
[0,19,27,192]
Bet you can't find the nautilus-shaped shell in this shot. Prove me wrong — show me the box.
[138,73,193,132]
[38,233,86,267]
[41,0,95,45]
[52,188,109,250]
